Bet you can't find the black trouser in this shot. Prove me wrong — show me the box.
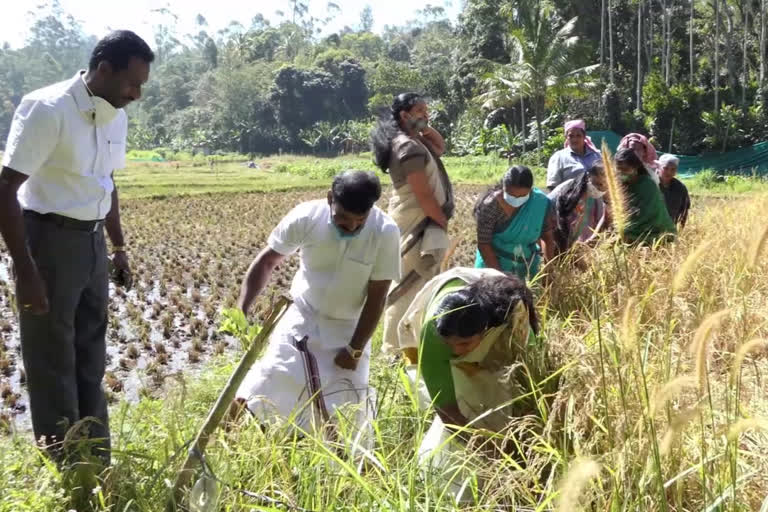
[18,212,110,463]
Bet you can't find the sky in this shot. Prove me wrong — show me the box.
[1,0,463,49]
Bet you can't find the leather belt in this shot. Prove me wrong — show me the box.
[24,210,105,232]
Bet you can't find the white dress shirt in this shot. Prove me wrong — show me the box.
[2,71,128,221]
[268,200,401,321]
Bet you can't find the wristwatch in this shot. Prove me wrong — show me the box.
[113,245,127,253]
[345,345,363,360]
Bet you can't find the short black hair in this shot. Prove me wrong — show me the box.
[89,30,155,72]
[503,165,534,189]
[434,274,539,340]
[331,170,382,214]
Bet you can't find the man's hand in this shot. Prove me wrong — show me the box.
[110,251,133,290]
[334,347,359,371]
[16,262,49,315]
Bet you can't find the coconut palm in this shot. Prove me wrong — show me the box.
[478,1,599,153]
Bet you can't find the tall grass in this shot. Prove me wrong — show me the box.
[2,197,768,511]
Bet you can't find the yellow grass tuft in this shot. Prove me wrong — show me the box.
[747,223,768,269]
[660,407,700,456]
[650,375,697,417]
[727,417,768,441]
[556,457,602,512]
[730,338,768,384]
[601,143,628,240]
[621,297,638,350]
[671,239,714,294]
[690,310,730,393]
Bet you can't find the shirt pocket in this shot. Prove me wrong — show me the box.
[107,139,126,172]
[338,259,373,293]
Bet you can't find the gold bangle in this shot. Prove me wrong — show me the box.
[113,245,127,252]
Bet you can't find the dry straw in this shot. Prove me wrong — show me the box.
[650,375,697,417]
[556,457,602,512]
[600,143,628,240]
[730,338,768,384]
[727,417,768,441]
[747,223,768,268]
[671,239,714,294]
[690,310,730,392]
[660,406,700,456]
[620,297,638,350]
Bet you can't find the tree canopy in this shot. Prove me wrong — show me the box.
[1,0,767,157]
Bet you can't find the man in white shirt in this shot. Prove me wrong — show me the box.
[0,30,153,463]
[232,171,401,434]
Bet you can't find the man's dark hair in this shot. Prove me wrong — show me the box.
[331,170,382,214]
[89,30,155,72]
[434,274,539,340]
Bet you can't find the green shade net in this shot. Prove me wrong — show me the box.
[587,131,768,178]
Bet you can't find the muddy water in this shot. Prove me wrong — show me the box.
[0,255,241,433]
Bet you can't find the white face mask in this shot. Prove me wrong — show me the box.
[89,95,118,126]
[587,182,606,199]
[81,74,118,126]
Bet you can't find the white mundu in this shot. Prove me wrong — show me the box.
[237,200,400,430]
[2,71,127,221]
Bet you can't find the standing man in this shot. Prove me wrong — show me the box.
[0,31,154,462]
[657,154,691,229]
[232,171,400,433]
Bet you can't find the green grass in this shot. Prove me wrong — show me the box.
[116,153,768,200]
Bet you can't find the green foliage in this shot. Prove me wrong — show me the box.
[218,308,261,350]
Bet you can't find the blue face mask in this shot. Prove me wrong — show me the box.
[335,224,362,239]
[503,191,530,208]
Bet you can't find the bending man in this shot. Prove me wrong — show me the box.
[232,171,400,433]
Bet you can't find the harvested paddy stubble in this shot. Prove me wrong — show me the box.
[0,187,766,510]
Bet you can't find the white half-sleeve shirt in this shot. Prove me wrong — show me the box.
[2,71,128,221]
[268,200,401,321]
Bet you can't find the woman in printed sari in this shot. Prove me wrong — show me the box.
[547,163,609,254]
[618,133,660,185]
[372,92,455,354]
[615,148,676,244]
[474,165,555,280]
[396,268,544,501]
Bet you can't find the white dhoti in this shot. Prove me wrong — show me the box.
[236,300,373,433]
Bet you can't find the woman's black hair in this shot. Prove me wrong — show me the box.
[552,172,589,253]
[588,161,604,177]
[434,274,539,341]
[371,93,424,173]
[473,165,534,218]
[614,148,648,176]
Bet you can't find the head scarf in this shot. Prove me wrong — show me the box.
[564,120,599,153]
[618,133,658,166]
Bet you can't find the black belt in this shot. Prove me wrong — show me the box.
[24,210,105,232]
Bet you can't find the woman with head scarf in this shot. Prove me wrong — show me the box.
[614,148,676,244]
[371,92,455,355]
[547,162,609,254]
[474,165,555,280]
[618,133,661,185]
[546,119,602,190]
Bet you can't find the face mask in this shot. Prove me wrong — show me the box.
[503,191,530,208]
[90,96,118,126]
[407,117,428,132]
[335,224,362,239]
[587,182,606,199]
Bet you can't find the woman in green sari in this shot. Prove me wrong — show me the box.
[615,148,676,244]
[474,166,555,280]
[398,267,540,432]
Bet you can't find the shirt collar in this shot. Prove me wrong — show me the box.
[69,71,95,113]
